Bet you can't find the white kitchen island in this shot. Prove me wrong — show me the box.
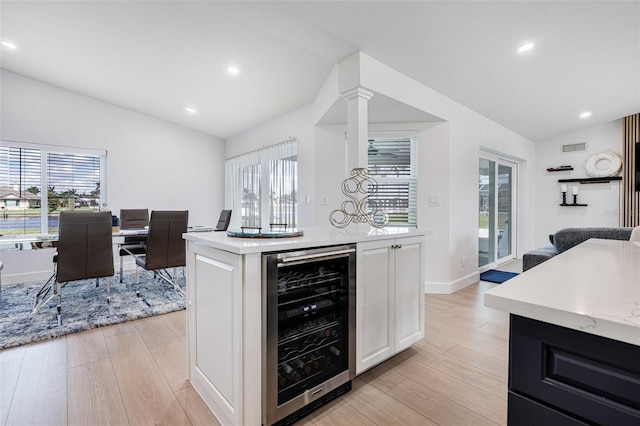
[183,225,427,426]
[485,238,640,424]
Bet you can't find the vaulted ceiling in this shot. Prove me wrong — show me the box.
[1,1,638,142]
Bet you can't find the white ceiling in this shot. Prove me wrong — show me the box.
[1,1,638,142]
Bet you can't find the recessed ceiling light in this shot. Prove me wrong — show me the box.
[227,66,239,75]
[185,107,197,114]
[517,42,534,54]
[579,111,592,119]
[1,40,17,50]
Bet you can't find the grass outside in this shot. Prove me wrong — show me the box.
[0,207,96,235]
[478,213,510,230]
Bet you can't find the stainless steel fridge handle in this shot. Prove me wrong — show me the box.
[279,248,355,264]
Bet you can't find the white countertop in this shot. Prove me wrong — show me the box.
[183,225,429,254]
[485,239,640,346]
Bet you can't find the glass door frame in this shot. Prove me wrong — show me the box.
[478,153,517,273]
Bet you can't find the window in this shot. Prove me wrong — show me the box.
[367,137,418,227]
[0,141,107,235]
[225,139,297,230]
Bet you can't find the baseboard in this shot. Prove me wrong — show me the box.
[1,253,136,286]
[425,271,479,294]
[2,270,53,286]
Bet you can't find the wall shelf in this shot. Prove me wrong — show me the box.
[560,203,588,207]
[558,176,622,184]
[547,166,574,172]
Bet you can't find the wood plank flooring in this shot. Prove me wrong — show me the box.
[0,267,515,426]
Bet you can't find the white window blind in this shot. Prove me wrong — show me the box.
[225,139,297,230]
[0,141,106,235]
[367,137,418,227]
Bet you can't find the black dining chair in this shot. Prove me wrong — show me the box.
[214,209,232,231]
[135,210,188,297]
[32,210,114,325]
[118,208,149,282]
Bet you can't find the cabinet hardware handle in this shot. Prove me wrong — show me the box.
[278,248,355,264]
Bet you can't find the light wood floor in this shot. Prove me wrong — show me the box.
[1,269,515,426]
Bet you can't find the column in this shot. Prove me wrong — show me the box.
[342,87,374,172]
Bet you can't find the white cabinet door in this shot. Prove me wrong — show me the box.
[356,236,425,374]
[394,236,425,351]
[187,242,243,426]
[356,240,395,374]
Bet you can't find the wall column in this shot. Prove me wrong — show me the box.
[623,113,640,226]
[341,87,374,171]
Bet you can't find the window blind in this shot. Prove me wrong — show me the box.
[0,142,106,235]
[225,139,297,230]
[0,146,42,194]
[367,137,417,226]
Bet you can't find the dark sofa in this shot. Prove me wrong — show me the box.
[523,227,633,272]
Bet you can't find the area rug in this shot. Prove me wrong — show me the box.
[0,271,185,350]
[480,269,519,284]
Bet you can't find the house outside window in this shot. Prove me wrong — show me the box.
[0,141,107,235]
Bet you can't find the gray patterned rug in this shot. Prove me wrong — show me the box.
[0,271,185,350]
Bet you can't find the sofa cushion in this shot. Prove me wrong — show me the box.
[553,227,633,253]
[523,245,558,272]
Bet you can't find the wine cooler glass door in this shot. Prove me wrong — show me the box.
[264,245,355,425]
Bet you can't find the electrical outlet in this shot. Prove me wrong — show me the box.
[462,256,466,267]
[322,196,329,206]
[429,195,441,206]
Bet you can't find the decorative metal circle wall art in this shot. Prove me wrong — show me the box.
[329,168,389,228]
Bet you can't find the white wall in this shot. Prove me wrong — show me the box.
[226,52,537,293]
[356,53,536,293]
[534,119,624,247]
[1,70,225,284]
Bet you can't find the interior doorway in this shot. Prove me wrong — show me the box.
[478,155,516,271]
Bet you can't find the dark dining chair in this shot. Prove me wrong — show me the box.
[214,209,232,231]
[118,208,149,282]
[135,210,188,297]
[33,210,114,325]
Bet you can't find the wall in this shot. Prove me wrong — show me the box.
[0,70,225,284]
[534,119,624,247]
[356,53,536,293]
[227,52,537,293]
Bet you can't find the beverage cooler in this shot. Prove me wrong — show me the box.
[262,244,356,425]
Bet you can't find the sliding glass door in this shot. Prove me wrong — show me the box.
[479,155,516,270]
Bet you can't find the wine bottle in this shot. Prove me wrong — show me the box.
[299,356,312,374]
[329,345,341,356]
[308,353,320,370]
[322,328,332,337]
[282,362,301,382]
[281,362,293,375]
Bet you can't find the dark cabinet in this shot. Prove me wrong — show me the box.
[508,315,640,425]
